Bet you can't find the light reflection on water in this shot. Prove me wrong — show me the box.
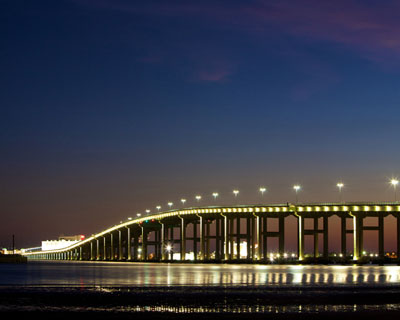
[1,261,400,287]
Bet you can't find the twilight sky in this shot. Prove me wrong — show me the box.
[1,0,400,250]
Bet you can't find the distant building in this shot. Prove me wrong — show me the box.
[41,235,85,251]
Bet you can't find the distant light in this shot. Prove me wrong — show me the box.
[128,217,132,220]
[146,209,150,214]
[80,235,85,240]
[166,244,172,252]
[181,199,187,205]
[156,206,161,211]
[293,185,301,192]
[233,190,239,197]
[259,187,267,195]
[337,182,344,189]
[391,179,399,186]
[212,192,219,200]
[137,213,142,217]
[195,195,202,202]
[168,202,173,208]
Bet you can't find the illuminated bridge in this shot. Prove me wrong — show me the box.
[24,202,400,262]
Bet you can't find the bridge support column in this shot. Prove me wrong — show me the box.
[323,216,329,258]
[103,236,107,260]
[353,215,363,260]
[118,230,123,260]
[262,217,267,260]
[215,217,221,260]
[141,226,147,261]
[180,218,186,261]
[161,223,166,261]
[110,233,114,261]
[193,221,198,261]
[127,227,132,261]
[298,215,304,261]
[254,215,261,261]
[313,218,319,258]
[79,247,82,261]
[90,241,94,261]
[379,215,384,258]
[199,216,205,261]
[96,238,100,260]
[246,218,251,260]
[341,217,347,256]
[279,216,285,256]
[222,214,229,260]
[397,216,400,260]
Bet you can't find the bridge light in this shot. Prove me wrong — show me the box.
[146,209,150,214]
[156,206,161,211]
[181,199,186,206]
[168,202,173,209]
[391,179,399,201]
[259,187,267,196]
[136,213,142,217]
[195,195,202,202]
[212,192,219,200]
[293,185,301,203]
[233,190,239,197]
[337,182,344,202]
[166,244,172,252]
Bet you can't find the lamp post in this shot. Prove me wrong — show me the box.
[136,213,141,217]
[156,206,161,211]
[195,195,202,203]
[391,179,399,201]
[181,199,187,207]
[293,185,301,203]
[168,202,173,209]
[212,192,219,201]
[145,209,150,215]
[337,182,344,203]
[259,187,267,196]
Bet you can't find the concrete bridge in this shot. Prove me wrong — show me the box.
[24,202,400,262]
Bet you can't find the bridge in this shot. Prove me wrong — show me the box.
[24,202,400,262]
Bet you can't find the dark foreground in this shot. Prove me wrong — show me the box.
[2,285,400,319]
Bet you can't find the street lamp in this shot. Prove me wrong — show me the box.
[181,199,187,206]
[233,190,239,197]
[168,202,173,209]
[391,179,399,201]
[259,187,267,196]
[337,182,344,202]
[156,206,161,211]
[293,185,301,203]
[212,192,219,200]
[136,213,142,217]
[195,195,202,202]
[146,209,150,214]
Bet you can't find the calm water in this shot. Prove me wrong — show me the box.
[1,261,400,287]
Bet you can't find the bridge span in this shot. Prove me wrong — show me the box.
[24,202,400,262]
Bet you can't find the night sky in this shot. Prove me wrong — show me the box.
[1,0,400,251]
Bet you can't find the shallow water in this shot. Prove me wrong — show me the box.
[1,261,400,287]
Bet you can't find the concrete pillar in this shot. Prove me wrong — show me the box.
[193,221,198,261]
[96,238,100,260]
[229,217,234,260]
[110,233,114,261]
[323,216,329,258]
[314,218,319,258]
[298,215,304,261]
[262,217,267,260]
[90,241,94,261]
[353,215,363,260]
[279,216,285,256]
[246,218,251,260]
[141,226,147,261]
[199,216,205,261]
[180,218,186,261]
[118,230,123,260]
[133,236,139,260]
[341,217,346,256]
[206,221,210,260]
[161,222,166,261]
[379,215,384,258]
[397,216,400,260]
[103,236,107,260]
[127,227,132,261]
[236,217,241,259]
[79,247,82,261]
[254,215,260,261]
[216,218,221,260]
[223,215,229,260]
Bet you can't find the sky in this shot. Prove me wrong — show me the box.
[1,0,400,251]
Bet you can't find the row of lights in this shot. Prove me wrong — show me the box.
[134,179,399,218]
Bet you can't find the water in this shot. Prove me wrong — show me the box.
[2,261,400,316]
[1,261,400,287]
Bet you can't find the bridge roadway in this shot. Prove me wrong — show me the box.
[24,202,400,262]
